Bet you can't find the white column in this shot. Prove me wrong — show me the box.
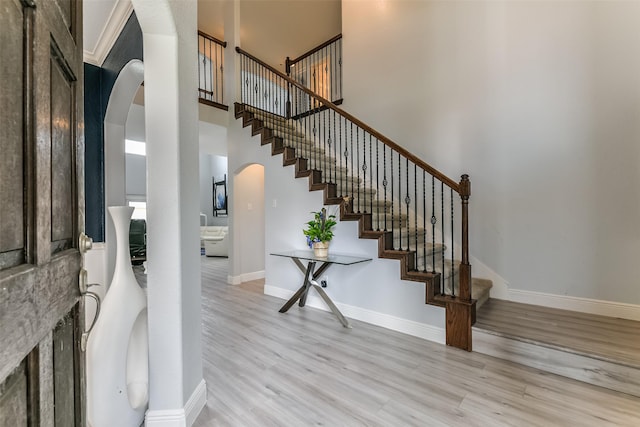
[224,0,243,284]
[131,1,205,425]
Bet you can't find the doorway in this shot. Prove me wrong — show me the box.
[232,164,266,286]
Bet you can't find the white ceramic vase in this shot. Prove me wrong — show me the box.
[87,206,148,427]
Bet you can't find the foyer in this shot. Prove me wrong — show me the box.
[189,257,640,426]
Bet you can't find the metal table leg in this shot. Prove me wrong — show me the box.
[278,261,314,313]
[311,282,351,328]
[278,257,351,328]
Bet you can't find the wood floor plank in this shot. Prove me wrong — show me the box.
[475,299,640,367]
[193,257,640,426]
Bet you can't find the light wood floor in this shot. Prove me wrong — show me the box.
[193,257,640,426]
[475,299,640,367]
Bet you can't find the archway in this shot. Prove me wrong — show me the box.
[231,163,266,284]
[103,59,145,286]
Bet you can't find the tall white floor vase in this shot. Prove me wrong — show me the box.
[87,206,149,427]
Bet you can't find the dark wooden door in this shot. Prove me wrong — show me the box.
[0,0,84,425]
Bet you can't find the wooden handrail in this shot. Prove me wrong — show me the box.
[236,46,460,193]
[287,34,342,65]
[198,30,227,48]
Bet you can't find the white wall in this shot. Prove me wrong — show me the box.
[125,103,147,198]
[233,163,265,279]
[199,154,212,223]
[126,103,146,141]
[342,0,640,305]
[125,154,146,197]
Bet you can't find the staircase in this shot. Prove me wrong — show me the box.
[236,103,491,303]
[233,47,494,351]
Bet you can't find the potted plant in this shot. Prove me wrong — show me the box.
[303,207,337,258]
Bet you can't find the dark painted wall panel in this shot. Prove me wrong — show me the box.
[101,12,143,119]
[84,62,103,241]
[83,12,143,242]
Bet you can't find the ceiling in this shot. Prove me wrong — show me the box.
[84,0,341,71]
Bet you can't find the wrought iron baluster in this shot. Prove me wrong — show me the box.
[383,145,388,231]
[314,94,318,170]
[339,38,343,101]
[305,88,310,160]
[209,39,214,100]
[350,123,354,200]
[441,181,446,295]
[197,37,202,98]
[332,110,336,184]
[356,127,367,213]
[397,152,401,249]
[207,38,211,99]
[338,115,343,197]
[431,176,436,279]
[262,63,266,112]
[322,107,327,175]
[451,188,455,297]
[331,42,335,101]
[216,40,220,101]
[268,68,272,128]
[252,58,256,108]
[375,138,380,228]
[390,150,395,247]
[423,170,426,272]
[414,163,418,262]
[404,158,409,251]
[369,134,373,215]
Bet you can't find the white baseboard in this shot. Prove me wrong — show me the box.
[145,379,206,427]
[264,285,445,345]
[228,270,265,285]
[185,380,207,427]
[505,289,640,322]
[145,409,186,427]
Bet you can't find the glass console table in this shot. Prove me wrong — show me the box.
[270,250,372,328]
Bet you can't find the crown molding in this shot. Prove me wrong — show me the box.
[83,1,134,66]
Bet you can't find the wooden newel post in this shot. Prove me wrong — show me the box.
[445,174,475,351]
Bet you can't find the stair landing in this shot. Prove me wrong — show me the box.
[473,299,640,397]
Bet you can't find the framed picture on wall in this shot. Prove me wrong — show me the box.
[213,174,227,216]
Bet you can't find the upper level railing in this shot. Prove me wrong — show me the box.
[285,34,342,114]
[198,30,227,110]
[237,46,472,308]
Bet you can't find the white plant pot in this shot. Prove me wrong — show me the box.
[313,241,330,258]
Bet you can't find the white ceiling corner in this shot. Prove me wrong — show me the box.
[83,0,134,66]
